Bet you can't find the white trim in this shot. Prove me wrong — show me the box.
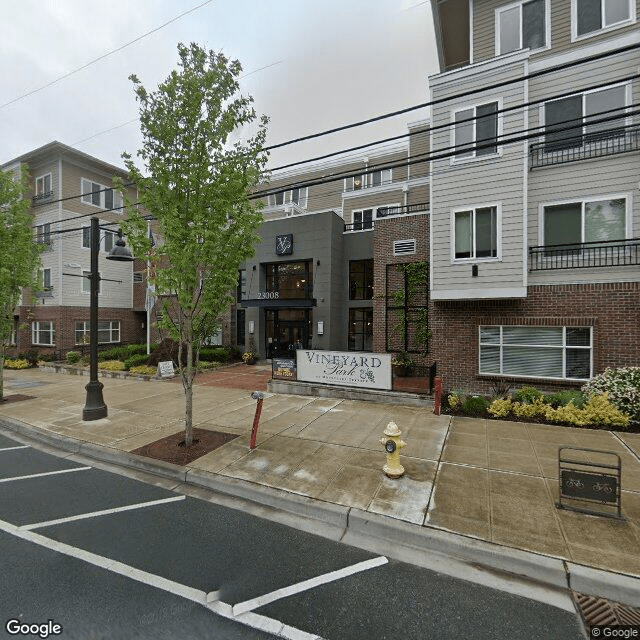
[522,58,529,291]
[429,49,528,86]
[450,202,503,262]
[31,320,55,346]
[571,0,636,43]
[342,180,404,200]
[469,0,474,64]
[495,0,551,58]
[450,98,503,164]
[431,287,527,299]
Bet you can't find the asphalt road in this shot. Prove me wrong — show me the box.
[0,431,588,640]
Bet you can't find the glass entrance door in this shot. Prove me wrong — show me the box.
[265,309,310,358]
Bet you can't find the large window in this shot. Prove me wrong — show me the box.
[35,223,51,246]
[480,326,592,380]
[349,260,374,300]
[236,309,246,346]
[75,321,120,345]
[497,0,546,55]
[344,169,391,191]
[268,188,308,208]
[543,198,626,246]
[353,209,373,231]
[349,308,373,352]
[454,102,499,158]
[574,0,633,37]
[265,261,312,299]
[81,178,123,211]
[454,206,498,259]
[32,321,55,346]
[35,174,52,198]
[544,85,628,149]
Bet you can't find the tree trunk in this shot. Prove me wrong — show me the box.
[184,339,194,447]
[0,345,5,401]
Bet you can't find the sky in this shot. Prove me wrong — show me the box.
[0,0,438,173]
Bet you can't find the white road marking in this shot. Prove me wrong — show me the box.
[231,556,389,616]
[0,467,91,483]
[20,495,186,530]
[0,445,30,452]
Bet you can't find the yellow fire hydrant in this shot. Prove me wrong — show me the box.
[379,421,406,479]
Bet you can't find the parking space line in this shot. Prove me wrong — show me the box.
[20,495,186,530]
[0,467,91,483]
[231,556,388,616]
[0,445,30,452]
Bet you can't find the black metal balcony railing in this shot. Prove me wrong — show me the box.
[344,202,429,232]
[529,238,640,270]
[529,125,640,169]
[32,190,54,203]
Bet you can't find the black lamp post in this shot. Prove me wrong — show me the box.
[82,217,134,421]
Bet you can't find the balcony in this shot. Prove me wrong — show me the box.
[529,238,640,271]
[344,202,429,232]
[32,190,54,203]
[529,124,640,169]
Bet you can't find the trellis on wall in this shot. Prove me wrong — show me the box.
[385,262,430,355]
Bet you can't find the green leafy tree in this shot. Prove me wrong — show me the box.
[0,166,42,400]
[118,43,268,447]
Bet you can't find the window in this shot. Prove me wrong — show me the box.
[345,175,365,191]
[345,170,392,191]
[268,188,308,208]
[43,268,52,291]
[454,206,498,259]
[81,179,123,211]
[265,261,312,299]
[82,271,101,294]
[497,0,546,55]
[454,102,499,158]
[35,223,51,246]
[75,321,120,345]
[480,326,592,380]
[35,174,52,197]
[82,226,115,252]
[237,269,246,301]
[543,198,626,246]
[370,169,392,187]
[349,308,373,352]
[544,85,627,149]
[353,209,373,231]
[291,187,308,208]
[349,260,374,300]
[236,309,246,346]
[32,321,55,346]
[574,0,632,37]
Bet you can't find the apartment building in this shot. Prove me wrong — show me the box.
[429,0,640,392]
[231,122,432,360]
[2,141,147,357]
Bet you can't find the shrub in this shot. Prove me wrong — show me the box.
[543,390,587,409]
[200,346,231,362]
[98,360,125,371]
[66,351,81,364]
[3,358,30,369]
[545,393,629,428]
[583,367,640,422]
[128,365,157,376]
[462,395,489,416]
[447,392,460,409]
[98,343,151,362]
[198,361,220,370]
[123,354,149,370]
[512,397,547,418]
[514,386,544,404]
[488,398,512,418]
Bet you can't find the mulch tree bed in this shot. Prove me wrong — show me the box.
[131,428,240,465]
[0,394,36,403]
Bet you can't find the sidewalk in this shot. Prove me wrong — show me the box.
[1,366,639,604]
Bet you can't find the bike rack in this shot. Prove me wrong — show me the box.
[557,447,623,520]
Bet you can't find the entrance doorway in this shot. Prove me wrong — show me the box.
[265,309,310,358]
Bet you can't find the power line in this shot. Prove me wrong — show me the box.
[0,0,215,111]
[263,41,640,152]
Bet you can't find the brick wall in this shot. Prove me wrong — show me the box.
[372,214,430,362]
[431,282,640,394]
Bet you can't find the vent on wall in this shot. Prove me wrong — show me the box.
[393,239,416,256]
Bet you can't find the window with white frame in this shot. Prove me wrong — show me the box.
[543,197,626,247]
[544,84,628,149]
[32,321,55,346]
[369,168,392,187]
[345,175,365,191]
[345,169,392,191]
[353,209,374,231]
[35,223,51,246]
[82,226,115,252]
[291,187,308,208]
[42,268,52,291]
[574,0,633,38]
[35,173,52,197]
[454,206,498,259]
[479,326,592,380]
[81,179,123,211]
[268,187,308,208]
[497,0,547,55]
[454,102,499,158]
[75,321,120,345]
[82,270,101,294]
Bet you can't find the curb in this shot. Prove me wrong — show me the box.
[2,416,640,608]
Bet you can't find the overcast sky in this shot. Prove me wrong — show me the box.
[1,0,438,172]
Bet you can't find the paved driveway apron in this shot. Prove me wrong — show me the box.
[0,432,587,640]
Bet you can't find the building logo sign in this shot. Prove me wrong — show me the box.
[275,234,293,255]
[296,350,392,390]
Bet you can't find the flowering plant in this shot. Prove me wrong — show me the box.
[242,351,257,363]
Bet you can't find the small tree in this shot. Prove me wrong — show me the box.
[118,43,268,447]
[0,166,42,400]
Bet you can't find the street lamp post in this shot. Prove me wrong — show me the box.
[82,217,134,421]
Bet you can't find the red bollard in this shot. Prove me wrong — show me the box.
[250,391,264,449]
[433,376,443,416]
